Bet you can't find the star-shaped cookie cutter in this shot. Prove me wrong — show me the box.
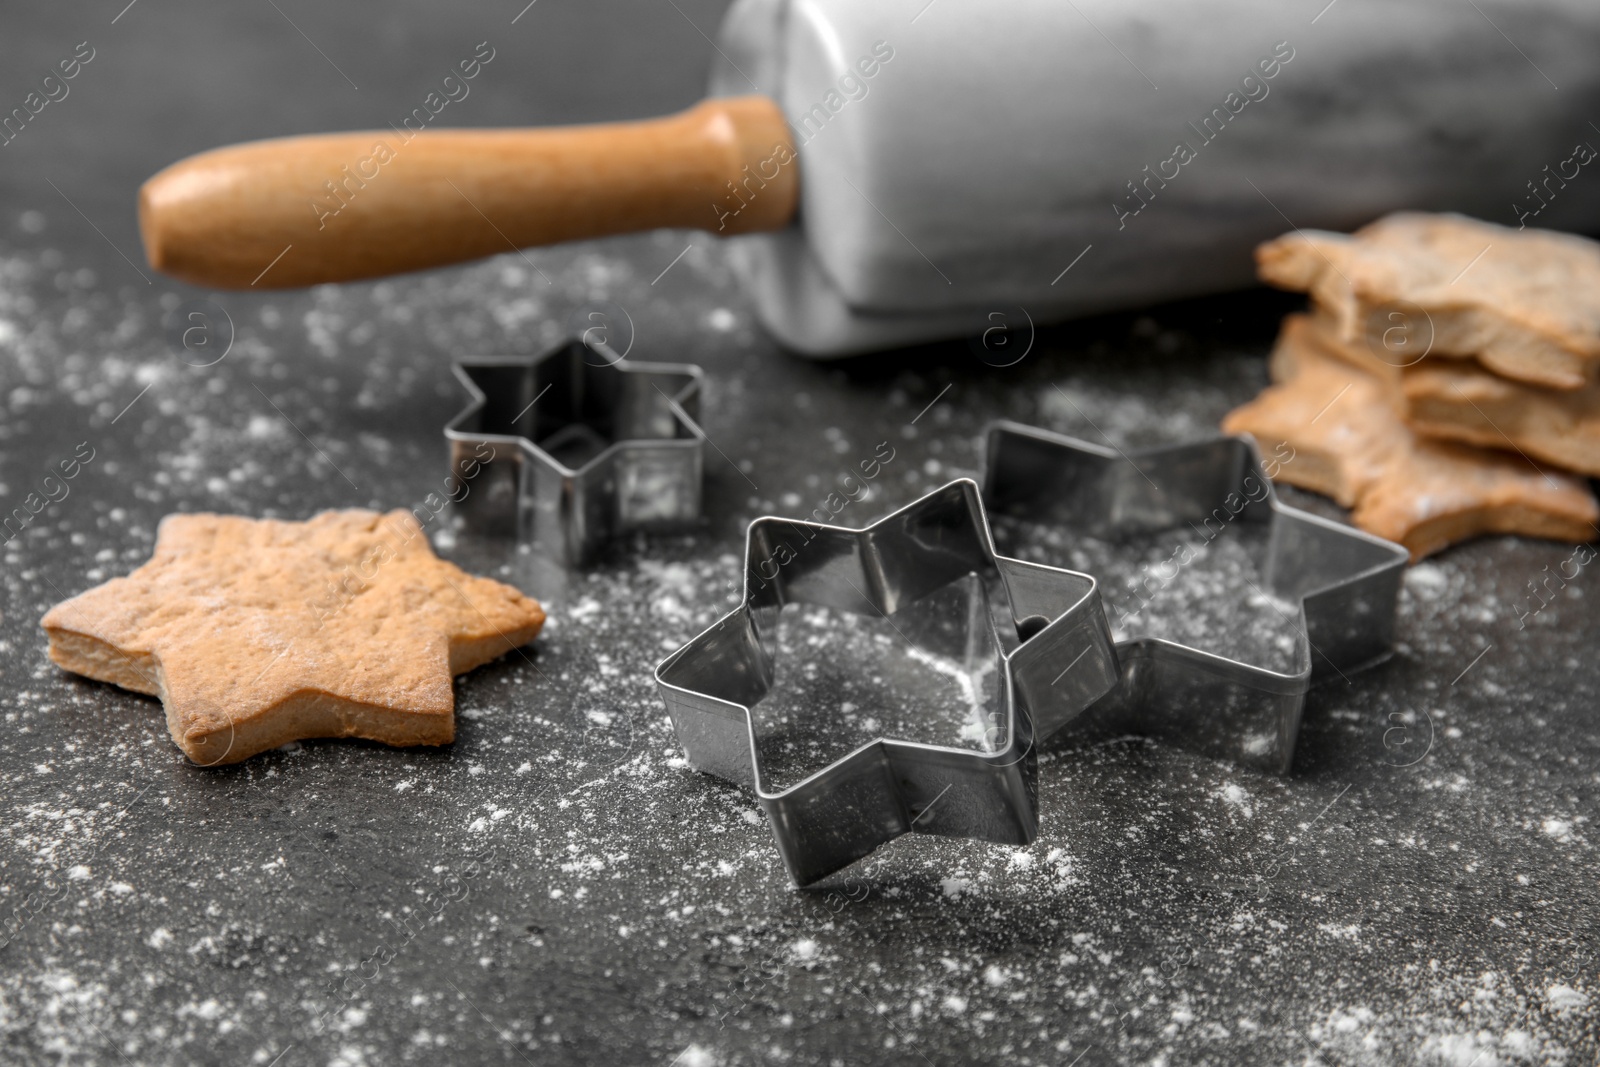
[653,479,1120,887]
[981,420,1409,774]
[445,337,705,566]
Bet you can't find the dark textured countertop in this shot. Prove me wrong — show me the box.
[1,3,1596,1065]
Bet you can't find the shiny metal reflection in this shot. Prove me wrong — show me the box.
[655,479,1119,887]
[445,337,705,566]
[982,420,1408,775]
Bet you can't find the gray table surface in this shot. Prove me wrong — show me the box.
[1,3,1596,1065]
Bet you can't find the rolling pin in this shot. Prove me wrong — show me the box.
[140,0,1600,357]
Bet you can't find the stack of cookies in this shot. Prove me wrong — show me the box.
[1224,212,1600,560]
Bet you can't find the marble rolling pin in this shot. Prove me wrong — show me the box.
[139,0,1600,356]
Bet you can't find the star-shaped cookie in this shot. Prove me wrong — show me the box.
[1257,212,1600,390]
[1294,306,1600,477]
[1223,314,1598,559]
[42,509,545,765]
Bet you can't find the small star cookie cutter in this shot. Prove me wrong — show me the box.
[445,337,705,566]
[981,420,1409,775]
[653,478,1121,887]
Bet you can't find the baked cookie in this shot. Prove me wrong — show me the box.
[1300,309,1600,476]
[1257,212,1600,390]
[1223,315,1598,560]
[42,509,545,765]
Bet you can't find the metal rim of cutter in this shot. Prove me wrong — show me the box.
[981,420,1410,775]
[653,478,1121,887]
[444,336,707,566]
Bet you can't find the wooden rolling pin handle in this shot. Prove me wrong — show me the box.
[138,95,798,290]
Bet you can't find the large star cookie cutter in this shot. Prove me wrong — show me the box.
[653,479,1120,886]
[445,337,705,566]
[981,420,1408,775]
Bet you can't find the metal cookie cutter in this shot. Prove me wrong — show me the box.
[445,336,705,565]
[982,420,1408,774]
[653,479,1120,887]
